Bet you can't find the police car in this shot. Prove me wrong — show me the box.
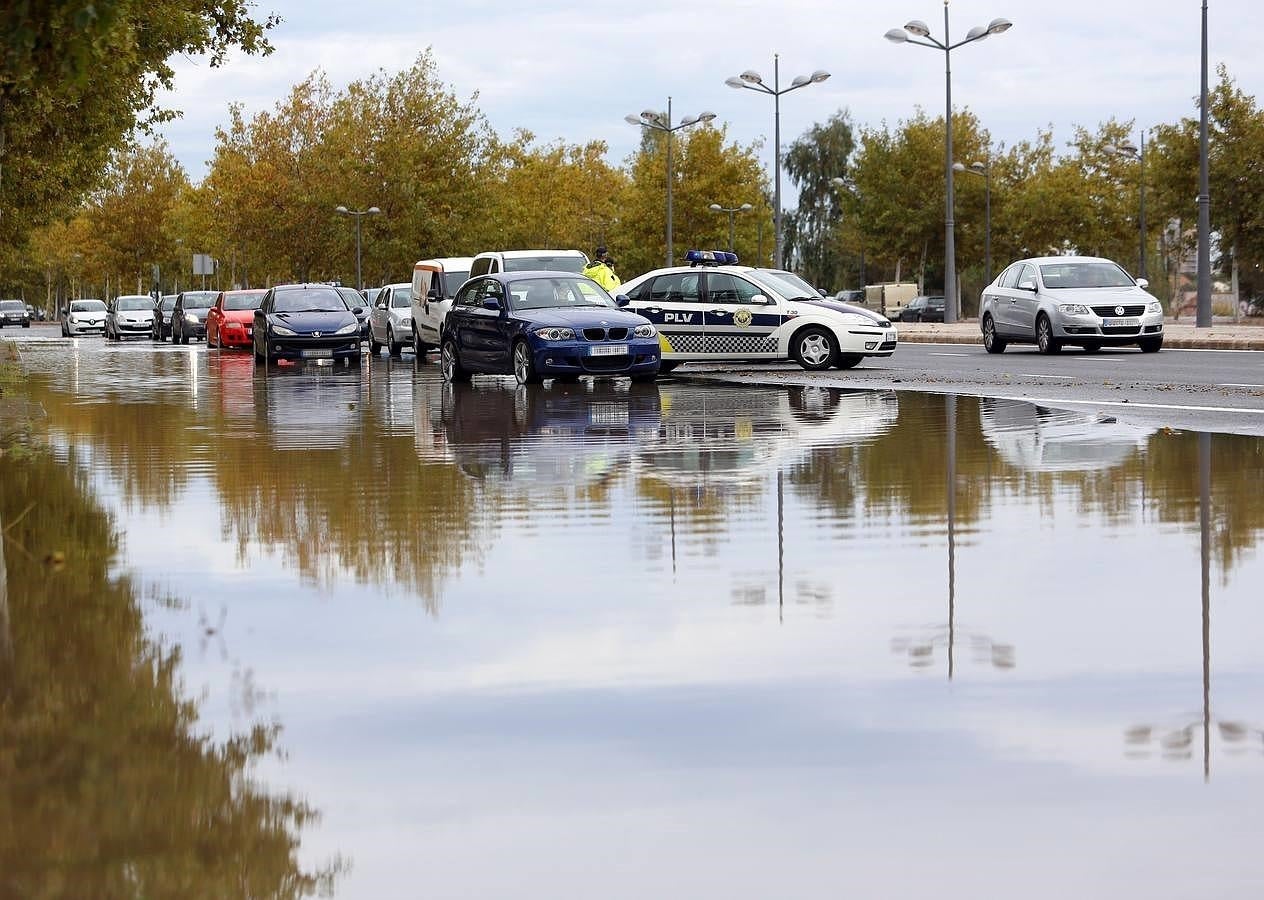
[618,251,898,371]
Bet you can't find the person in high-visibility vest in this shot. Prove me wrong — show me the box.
[583,245,621,292]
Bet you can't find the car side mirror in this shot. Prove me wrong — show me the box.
[1018,281,1037,292]
[614,294,630,307]
[818,288,828,297]
[352,306,365,315]
[482,297,502,311]
[1136,277,1149,289]
[751,294,771,305]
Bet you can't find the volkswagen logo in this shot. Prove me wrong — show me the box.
[1115,306,1125,316]
[312,331,322,337]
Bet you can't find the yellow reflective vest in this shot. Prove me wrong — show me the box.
[583,261,621,292]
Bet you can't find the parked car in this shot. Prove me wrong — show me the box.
[410,256,473,352]
[171,290,219,343]
[361,286,383,310]
[336,286,370,339]
[0,299,31,328]
[832,289,864,304]
[899,295,946,322]
[207,288,267,349]
[441,271,660,385]
[152,294,177,340]
[980,256,1164,354]
[619,250,898,372]
[467,249,588,278]
[367,282,414,357]
[61,298,107,336]
[105,294,156,340]
[253,283,362,365]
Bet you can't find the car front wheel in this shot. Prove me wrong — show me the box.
[441,339,469,382]
[388,325,402,357]
[513,340,542,385]
[792,326,837,371]
[1035,314,1061,354]
[982,315,1007,354]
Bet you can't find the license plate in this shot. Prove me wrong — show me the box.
[1102,317,1139,328]
[886,330,898,341]
[301,348,333,359]
[589,344,628,356]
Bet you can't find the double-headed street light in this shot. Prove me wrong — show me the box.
[1104,137,1148,280]
[334,205,381,292]
[886,8,1012,323]
[708,202,753,252]
[626,100,716,267]
[726,57,830,270]
[952,158,991,286]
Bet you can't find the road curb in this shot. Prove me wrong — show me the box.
[895,330,1264,351]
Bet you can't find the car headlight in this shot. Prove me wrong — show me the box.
[184,312,198,323]
[271,323,297,336]
[1146,301,1162,314]
[633,323,657,338]
[333,323,359,335]
[1058,303,1092,316]
[533,327,575,341]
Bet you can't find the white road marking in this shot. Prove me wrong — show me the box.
[1216,383,1264,388]
[928,352,972,357]
[1011,397,1264,416]
[1019,374,1076,380]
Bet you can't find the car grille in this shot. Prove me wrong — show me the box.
[581,355,633,372]
[1102,325,1142,336]
[1091,304,1146,317]
[582,327,629,341]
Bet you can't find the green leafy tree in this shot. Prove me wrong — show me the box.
[783,109,856,289]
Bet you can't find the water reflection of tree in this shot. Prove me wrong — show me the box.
[0,446,340,896]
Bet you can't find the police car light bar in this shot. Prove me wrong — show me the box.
[685,250,739,267]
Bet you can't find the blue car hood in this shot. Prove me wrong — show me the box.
[521,306,649,328]
[802,299,890,325]
[271,310,358,332]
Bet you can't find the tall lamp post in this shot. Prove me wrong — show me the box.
[886,9,1012,323]
[952,158,992,286]
[726,57,830,270]
[829,177,867,289]
[626,101,715,267]
[1196,0,1212,327]
[708,202,753,252]
[334,205,381,292]
[1104,136,1148,280]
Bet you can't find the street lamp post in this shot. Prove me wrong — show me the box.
[1196,0,1212,327]
[626,101,715,267]
[726,57,830,270]
[952,159,991,286]
[886,8,1012,323]
[334,205,381,292]
[1104,136,1148,280]
[829,177,867,289]
[708,202,753,252]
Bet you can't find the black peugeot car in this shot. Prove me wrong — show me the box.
[253,284,364,365]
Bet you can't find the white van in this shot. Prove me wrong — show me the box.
[410,257,475,351]
[467,249,588,279]
[863,282,919,319]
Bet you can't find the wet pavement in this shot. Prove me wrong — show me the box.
[2,341,1264,898]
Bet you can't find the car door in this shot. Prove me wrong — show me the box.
[369,289,390,342]
[456,278,505,370]
[988,265,1020,334]
[1011,264,1040,335]
[630,271,704,358]
[702,272,781,359]
[207,296,223,344]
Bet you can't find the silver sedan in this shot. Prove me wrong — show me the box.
[980,256,1164,354]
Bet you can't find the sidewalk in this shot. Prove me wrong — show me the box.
[896,318,1264,350]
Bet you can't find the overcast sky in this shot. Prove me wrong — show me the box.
[156,0,1263,183]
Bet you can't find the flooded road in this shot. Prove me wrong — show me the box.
[3,341,1264,898]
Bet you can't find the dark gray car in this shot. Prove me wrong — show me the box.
[171,290,219,343]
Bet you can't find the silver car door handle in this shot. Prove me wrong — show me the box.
[709,309,729,315]
[645,306,662,313]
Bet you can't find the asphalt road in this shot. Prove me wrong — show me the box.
[685,341,1264,436]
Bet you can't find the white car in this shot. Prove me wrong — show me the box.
[367,282,413,356]
[618,251,898,372]
[980,255,1164,354]
[61,298,107,336]
[467,249,588,278]
[410,256,473,352]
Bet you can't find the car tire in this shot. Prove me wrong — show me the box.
[388,326,401,357]
[1139,337,1163,353]
[834,354,863,369]
[513,340,542,385]
[368,330,382,356]
[982,315,1007,354]
[792,326,838,371]
[1082,342,1102,353]
[412,323,429,356]
[441,339,470,382]
[1035,314,1061,354]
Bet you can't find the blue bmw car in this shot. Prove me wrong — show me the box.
[440,272,661,384]
[253,284,364,365]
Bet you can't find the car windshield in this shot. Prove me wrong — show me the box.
[161,296,177,310]
[116,296,153,310]
[273,289,349,313]
[0,300,23,310]
[750,269,819,300]
[503,256,586,273]
[443,271,470,298]
[390,287,411,308]
[224,290,266,311]
[181,291,218,309]
[336,288,364,310]
[508,276,614,311]
[1039,262,1135,289]
[71,300,106,312]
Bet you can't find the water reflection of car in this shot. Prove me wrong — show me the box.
[207,289,267,350]
[172,290,219,344]
[257,365,365,449]
[0,299,31,328]
[61,298,107,336]
[252,284,363,366]
[105,294,156,341]
[441,272,660,385]
[435,379,662,484]
[978,398,1155,472]
[152,294,177,340]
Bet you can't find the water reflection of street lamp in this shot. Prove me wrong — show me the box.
[334,205,381,292]
[708,202,753,253]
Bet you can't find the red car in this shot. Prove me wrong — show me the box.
[207,289,267,349]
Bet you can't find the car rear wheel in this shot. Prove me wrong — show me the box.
[368,330,382,356]
[982,315,1007,354]
[792,326,838,371]
[513,340,542,385]
[834,354,863,370]
[1139,337,1163,353]
[441,339,470,382]
[1035,315,1061,354]
[412,323,428,356]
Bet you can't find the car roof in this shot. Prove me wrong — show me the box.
[486,270,596,281]
[414,256,476,268]
[381,282,410,289]
[223,287,266,294]
[1014,255,1118,266]
[475,249,586,259]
